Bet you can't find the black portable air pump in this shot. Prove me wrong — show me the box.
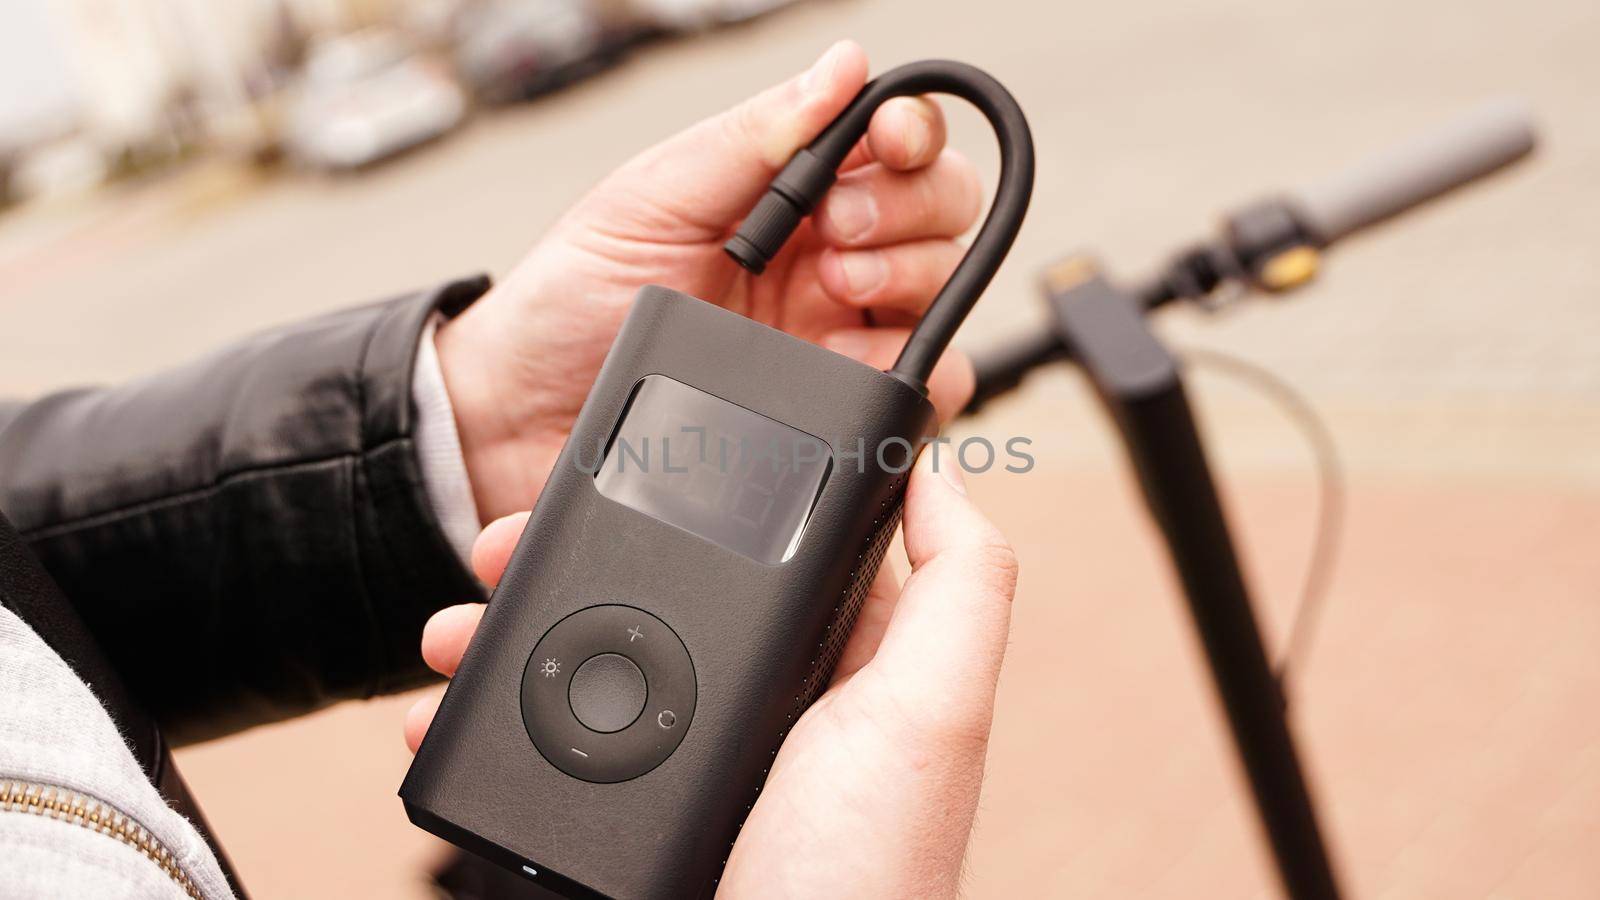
[400,59,1034,899]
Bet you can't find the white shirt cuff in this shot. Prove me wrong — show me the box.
[412,314,480,567]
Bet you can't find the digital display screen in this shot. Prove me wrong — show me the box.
[593,376,832,564]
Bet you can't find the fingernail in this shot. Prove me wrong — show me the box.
[837,251,888,297]
[823,331,874,362]
[800,42,846,96]
[900,102,931,165]
[937,450,968,495]
[822,185,878,243]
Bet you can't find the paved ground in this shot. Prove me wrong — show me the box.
[2,0,1597,896]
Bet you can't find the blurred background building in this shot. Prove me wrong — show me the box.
[1,0,1597,897]
[0,0,805,199]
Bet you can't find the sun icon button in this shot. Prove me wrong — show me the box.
[539,658,561,678]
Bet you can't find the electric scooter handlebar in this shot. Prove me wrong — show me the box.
[965,97,1538,414]
[1292,97,1535,245]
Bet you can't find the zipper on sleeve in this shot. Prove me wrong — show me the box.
[1,778,203,899]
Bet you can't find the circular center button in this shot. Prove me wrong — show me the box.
[567,653,647,734]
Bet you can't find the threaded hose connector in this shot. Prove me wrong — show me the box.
[725,150,838,274]
[724,191,804,274]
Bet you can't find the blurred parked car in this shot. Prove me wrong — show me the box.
[453,0,622,104]
[630,0,804,31]
[284,30,466,170]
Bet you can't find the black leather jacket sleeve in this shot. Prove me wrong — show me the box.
[0,276,493,744]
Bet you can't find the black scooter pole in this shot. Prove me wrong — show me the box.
[1049,266,1341,898]
[961,98,1537,899]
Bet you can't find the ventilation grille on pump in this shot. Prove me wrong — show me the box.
[795,489,904,711]
[704,480,906,897]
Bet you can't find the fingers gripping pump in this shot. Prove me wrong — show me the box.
[400,61,1034,900]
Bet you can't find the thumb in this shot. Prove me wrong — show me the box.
[866,449,1019,725]
[596,41,869,235]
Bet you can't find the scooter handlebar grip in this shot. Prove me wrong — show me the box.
[1290,96,1536,244]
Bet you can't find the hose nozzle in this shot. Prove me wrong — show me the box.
[725,150,838,274]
